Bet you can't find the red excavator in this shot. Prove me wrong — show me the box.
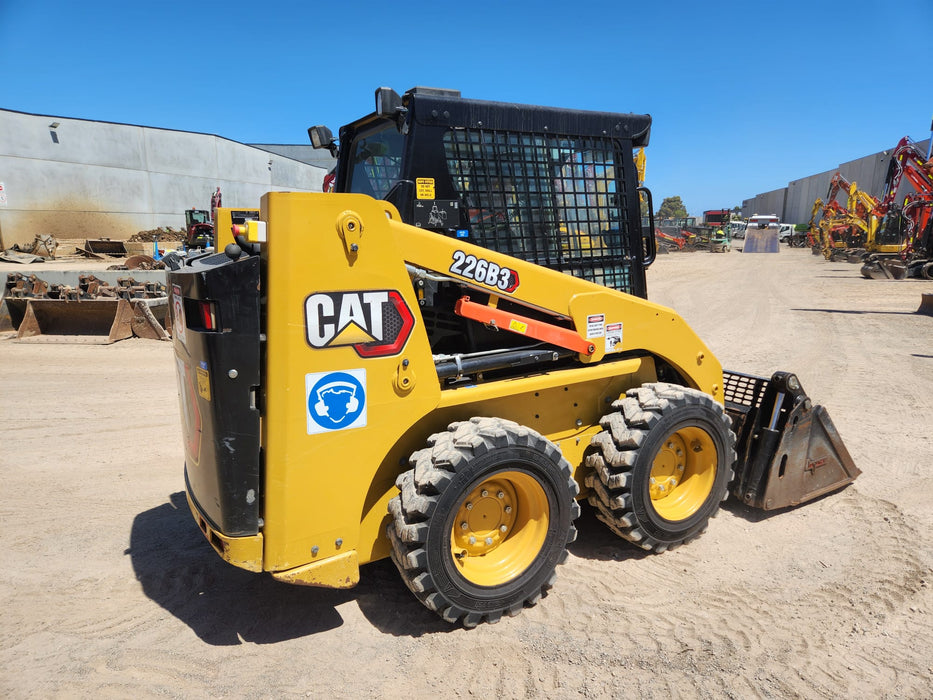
[184,209,214,249]
[862,136,933,279]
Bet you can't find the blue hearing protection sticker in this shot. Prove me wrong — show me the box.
[306,369,367,435]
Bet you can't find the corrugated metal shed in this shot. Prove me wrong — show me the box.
[741,138,930,225]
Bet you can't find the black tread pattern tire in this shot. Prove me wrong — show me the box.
[585,383,736,553]
[387,417,579,627]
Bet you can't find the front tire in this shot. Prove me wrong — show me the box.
[387,417,579,627]
[585,383,736,552]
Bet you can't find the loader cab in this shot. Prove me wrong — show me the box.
[311,87,654,298]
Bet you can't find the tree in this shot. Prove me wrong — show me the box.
[656,196,687,220]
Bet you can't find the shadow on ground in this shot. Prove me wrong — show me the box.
[567,502,650,563]
[127,492,456,642]
[132,492,783,641]
[792,307,918,316]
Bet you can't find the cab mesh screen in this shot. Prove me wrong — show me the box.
[443,130,635,293]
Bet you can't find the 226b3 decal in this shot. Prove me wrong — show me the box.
[304,290,414,357]
[449,250,520,292]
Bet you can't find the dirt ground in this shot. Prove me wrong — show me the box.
[1,247,931,699]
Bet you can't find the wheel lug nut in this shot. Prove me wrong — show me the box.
[504,505,512,514]
[650,477,656,485]
[469,536,476,545]
[465,502,473,510]
[460,521,468,530]
[499,525,507,532]
[497,491,505,499]
[481,489,489,497]
[670,479,677,486]
[677,464,684,471]
[485,537,493,545]
[676,449,683,457]
[659,484,666,492]
[667,442,674,449]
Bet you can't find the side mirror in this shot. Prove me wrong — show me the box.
[375,87,403,116]
[308,126,337,157]
[638,186,656,266]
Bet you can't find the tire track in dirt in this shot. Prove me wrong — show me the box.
[520,484,933,698]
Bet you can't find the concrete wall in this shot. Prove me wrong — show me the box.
[742,187,787,220]
[250,144,337,171]
[0,109,325,247]
[741,138,931,225]
[784,168,836,225]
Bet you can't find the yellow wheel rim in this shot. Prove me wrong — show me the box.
[449,471,549,586]
[649,426,717,522]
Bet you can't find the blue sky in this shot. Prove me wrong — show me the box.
[2,0,930,215]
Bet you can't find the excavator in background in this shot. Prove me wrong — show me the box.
[806,198,826,251]
[184,209,214,249]
[808,189,852,261]
[807,199,849,259]
[861,136,933,280]
[167,87,859,627]
[902,194,933,279]
[844,180,885,260]
[812,174,878,261]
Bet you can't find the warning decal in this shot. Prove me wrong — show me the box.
[172,284,186,346]
[605,322,623,353]
[196,366,211,401]
[416,178,436,199]
[586,314,605,338]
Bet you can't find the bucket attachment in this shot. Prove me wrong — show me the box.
[15,298,168,344]
[83,239,128,257]
[3,271,169,341]
[861,258,907,280]
[742,229,779,253]
[919,293,933,316]
[724,371,860,510]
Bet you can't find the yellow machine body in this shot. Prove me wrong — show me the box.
[212,207,260,250]
[188,192,720,587]
[172,91,858,627]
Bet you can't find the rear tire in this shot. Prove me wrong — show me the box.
[585,383,736,552]
[387,417,579,627]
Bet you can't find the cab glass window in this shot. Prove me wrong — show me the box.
[346,123,404,199]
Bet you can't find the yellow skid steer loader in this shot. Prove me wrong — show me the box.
[168,88,859,627]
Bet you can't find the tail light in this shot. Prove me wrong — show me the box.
[183,298,219,332]
[198,300,217,331]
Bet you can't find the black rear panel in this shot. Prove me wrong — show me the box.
[168,252,261,536]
